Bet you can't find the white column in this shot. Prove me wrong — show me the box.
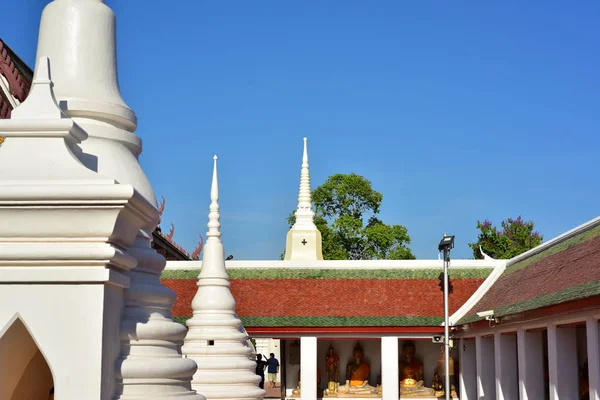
[300,337,318,400]
[517,328,545,400]
[381,337,399,400]
[548,324,578,400]
[459,338,477,400]
[495,333,518,400]
[587,318,600,400]
[476,335,496,400]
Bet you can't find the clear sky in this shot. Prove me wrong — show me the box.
[4,1,600,260]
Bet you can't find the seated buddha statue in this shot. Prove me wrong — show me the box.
[334,343,378,396]
[398,341,435,397]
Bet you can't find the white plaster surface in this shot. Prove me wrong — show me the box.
[548,325,578,400]
[0,285,111,399]
[300,336,318,400]
[381,337,399,400]
[494,332,518,400]
[459,338,477,400]
[476,336,496,400]
[517,329,545,400]
[0,53,156,400]
[587,319,600,400]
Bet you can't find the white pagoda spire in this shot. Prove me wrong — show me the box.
[284,138,323,260]
[182,156,265,400]
[35,1,203,399]
[294,137,316,228]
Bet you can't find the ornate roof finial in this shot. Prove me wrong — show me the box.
[293,137,316,229]
[166,222,175,241]
[157,195,166,224]
[207,155,221,239]
[479,245,495,261]
[191,235,204,260]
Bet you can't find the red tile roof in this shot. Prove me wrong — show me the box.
[0,39,32,119]
[162,268,491,327]
[458,221,600,325]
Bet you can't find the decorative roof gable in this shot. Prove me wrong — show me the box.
[456,217,600,325]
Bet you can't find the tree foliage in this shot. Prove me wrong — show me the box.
[287,173,415,260]
[468,216,543,259]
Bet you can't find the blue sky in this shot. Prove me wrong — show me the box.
[4,1,600,260]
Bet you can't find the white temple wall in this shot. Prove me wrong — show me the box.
[301,337,318,400]
[381,337,399,400]
[517,329,545,400]
[548,324,578,399]
[587,318,600,400]
[495,332,518,400]
[476,335,496,400]
[458,309,600,400]
[101,284,124,399]
[459,338,477,400]
[0,283,118,399]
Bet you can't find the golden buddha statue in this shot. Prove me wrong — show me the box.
[325,345,340,393]
[329,342,378,397]
[432,372,444,397]
[398,341,435,397]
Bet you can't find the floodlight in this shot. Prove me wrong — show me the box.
[438,235,455,251]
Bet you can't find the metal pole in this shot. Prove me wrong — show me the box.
[443,249,451,400]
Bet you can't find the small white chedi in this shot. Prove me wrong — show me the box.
[182,156,266,400]
[284,137,323,261]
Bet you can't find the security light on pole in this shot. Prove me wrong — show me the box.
[438,234,454,400]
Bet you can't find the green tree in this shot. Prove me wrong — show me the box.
[468,216,543,259]
[287,173,415,260]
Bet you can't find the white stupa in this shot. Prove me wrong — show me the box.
[182,156,265,400]
[284,137,323,260]
[33,1,203,398]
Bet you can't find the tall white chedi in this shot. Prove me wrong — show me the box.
[0,57,156,400]
[34,1,203,399]
[182,156,265,400]
[284,137,323,260]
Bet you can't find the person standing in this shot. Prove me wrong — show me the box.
[266,352,280,388]
[255,354,268,389]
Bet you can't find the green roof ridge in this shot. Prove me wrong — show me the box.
[162,268,493,280]
[505,224,600,276]
[457,279,600,325]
